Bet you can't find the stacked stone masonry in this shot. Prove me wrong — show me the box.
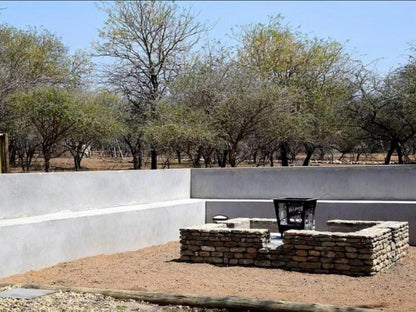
[180,218,409,276]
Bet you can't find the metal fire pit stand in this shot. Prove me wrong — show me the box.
[273,198,317,235]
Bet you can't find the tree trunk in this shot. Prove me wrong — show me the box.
[269,152,274,167]
[216,150,227,168]
[151,149,157,169]
[318,148,326,161]
[228,146,237,167]
[73,154,81,171]
[397,143,403,164]
[132,152,142,170]
[177,151,181,164]
[8,139,16,166]
[16,283,376,312]
[125,137,142,170]
[303,144,315,166]
[384,140,397,165]
[280,142,289,167]
[43,148,51,172]
[192,150,202,168]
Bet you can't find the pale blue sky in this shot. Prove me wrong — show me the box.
[1,1,415,75]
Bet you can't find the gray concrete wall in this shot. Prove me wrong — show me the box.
[316,200,416,245]
[206,200,275,223]
[0,169,190,219]
[0,199,205,278]
[191,166,416,200]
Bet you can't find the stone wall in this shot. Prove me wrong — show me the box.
[180,219,409,276]
[179,223,275,266]
[283,220,409,276]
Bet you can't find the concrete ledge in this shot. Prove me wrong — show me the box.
[0,199,205,278]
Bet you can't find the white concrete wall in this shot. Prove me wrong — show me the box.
[191,166,416,200]
[0,199,205,278]
[0,169,191,219]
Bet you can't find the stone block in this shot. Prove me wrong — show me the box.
[308,250,321,257]
[230,247,246,253]
[211,252,223,257]
[321,251,336,258]
[216,247,230,252]
[201,246,216,252]
[333,258,349,264]
[208,257,223,264]
[239,259,254,265]
[346,252,358,259]
[294,245,313,250]
[335,264,351,271]
[254,260,271,267]
[299,262,321,269]
[295,250,308,256]
[286,261,299,268]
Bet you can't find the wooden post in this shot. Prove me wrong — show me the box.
[0,133,2,173]
[4,133,9,173]
[0,133,9,173]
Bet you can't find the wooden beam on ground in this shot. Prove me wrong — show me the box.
[0,283,382,312]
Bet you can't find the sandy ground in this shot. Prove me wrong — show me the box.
[1,242,415,312]
[10,151,407,173]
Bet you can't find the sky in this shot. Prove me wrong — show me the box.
[1,1,415,75]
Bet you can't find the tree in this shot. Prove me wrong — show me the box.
[146,103,219,168]
[0,24,93,167]
[168,47,292,167]
[346,61,416,164]
[65,90,124,171]
[0,25,92,103]
[237,16,354,166]
[8,86,80,172]
[95,0,204,169]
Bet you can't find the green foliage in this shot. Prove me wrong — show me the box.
[237,16,356,165]
[65,90,125,170]
[8,86,80,171]
[0,24,92,102]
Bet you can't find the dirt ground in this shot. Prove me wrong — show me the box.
[1,242,414,312]
[9,151,409,173]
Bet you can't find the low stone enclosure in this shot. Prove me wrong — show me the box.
[180,218,409,276]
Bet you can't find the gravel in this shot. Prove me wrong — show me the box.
[0,286,228,312]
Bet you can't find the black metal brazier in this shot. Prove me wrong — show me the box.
[273,197,317,235]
